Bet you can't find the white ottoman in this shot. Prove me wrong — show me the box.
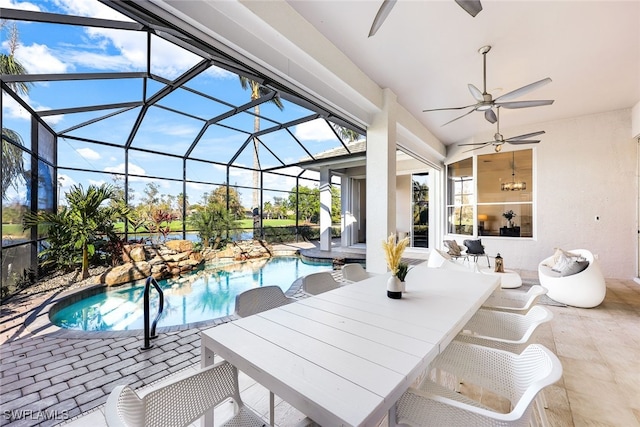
[479,267,522,289]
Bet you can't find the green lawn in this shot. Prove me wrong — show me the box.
[1,223,29,240]
[112,218,300,233]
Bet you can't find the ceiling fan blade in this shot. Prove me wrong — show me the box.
[423,103,477,113]
[441,107,477,126]
[463,142,491,153]
[505,130,545,141]
[459,141,493,146]
[455,0,483,17]
[497,99,554,109]
[484,108,497,123]
[495,77,552,102]
[508,140,541,145]
[468,84,484,102]
[368,0,397,37]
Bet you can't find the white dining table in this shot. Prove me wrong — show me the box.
[200,265,500,427]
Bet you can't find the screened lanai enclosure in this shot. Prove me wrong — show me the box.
[1,2,369,295]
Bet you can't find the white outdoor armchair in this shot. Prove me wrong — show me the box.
[234,285,295,318]
[395,342,562,427]
[234,285,296,424]
[482,285,547,314]
[455,306,555,426]
[105,360,268,427]
[302,271,340,295]
[341,263,372,282]
[456,305,554,354]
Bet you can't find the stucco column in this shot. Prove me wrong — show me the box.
[319,166,332,251]
[366,88,397,273]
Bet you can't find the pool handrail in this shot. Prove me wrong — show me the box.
[141,276,164,350]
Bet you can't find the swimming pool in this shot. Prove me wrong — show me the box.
[49,256,333,331]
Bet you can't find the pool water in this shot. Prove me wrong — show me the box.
[50,257,333,331]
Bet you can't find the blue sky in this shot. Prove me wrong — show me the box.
[2,0,347,209]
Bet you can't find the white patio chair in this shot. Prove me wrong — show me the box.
[456,305,553,353]
[105,360,268,427]
[302,271,340,295]
[234,285,295,318]
[341,263,373,282]
[482,285,547,314]
[455,306,555,426]
[234,285,296,424]
[395,342,562,427]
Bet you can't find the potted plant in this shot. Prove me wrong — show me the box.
[382,233,410,299]
[396,262,412,292]
[502,210,516,228]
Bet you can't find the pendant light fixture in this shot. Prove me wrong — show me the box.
[501,151,526,191]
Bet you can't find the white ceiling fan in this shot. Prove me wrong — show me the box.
[423,45,554,127]
[458,107,545,152]
[368,0,483,37]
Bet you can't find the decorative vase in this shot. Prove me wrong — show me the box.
[400,280,406,293]
[387,275,402,299]
[507,219,513,228]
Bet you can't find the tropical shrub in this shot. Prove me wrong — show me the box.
[188,203,237,248]
[23,184,129,279]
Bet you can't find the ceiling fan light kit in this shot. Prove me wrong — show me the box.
[458,107,545,153]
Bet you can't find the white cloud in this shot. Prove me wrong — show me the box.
[103,163,147,181]
[0,0,41,11]
[76,147,101,160]
[52,0,131,21]
[41,114,64,126]
[2,92,31,120]
[57,174,77,189]
[294,120,335,141]
[14,43,68,74]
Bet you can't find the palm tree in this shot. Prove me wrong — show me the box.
[238,77,284,212]
[1,23,32,200]
[24,184,128,279]
[331,123,360,143]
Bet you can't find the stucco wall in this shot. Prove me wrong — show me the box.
[473,109,636,278]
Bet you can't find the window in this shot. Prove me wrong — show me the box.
[447,149,533,238]
[446,158,474,235]
[412,173,429,248]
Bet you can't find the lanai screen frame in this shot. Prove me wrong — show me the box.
[0,4,366,294]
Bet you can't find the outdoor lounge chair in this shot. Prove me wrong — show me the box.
[538,248,606,308]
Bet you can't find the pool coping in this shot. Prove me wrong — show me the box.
[23,251,312,340]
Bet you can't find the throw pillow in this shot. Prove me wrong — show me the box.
[560,259,590,277]
[548,248,580,267]
[551,252,572,272]
[551,250,587,273]
[463,239,484,255]
[444,240,462,256]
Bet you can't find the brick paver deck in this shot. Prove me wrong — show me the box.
[1,240,409,426]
